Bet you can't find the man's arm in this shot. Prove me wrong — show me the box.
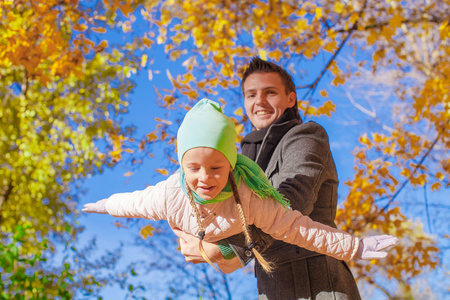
[272,122,334,214]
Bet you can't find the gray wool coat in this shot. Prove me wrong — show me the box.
[226,119,361,300]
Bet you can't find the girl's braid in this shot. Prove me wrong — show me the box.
[228,171,274,273]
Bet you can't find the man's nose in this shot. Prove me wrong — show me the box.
[255,93,266,105]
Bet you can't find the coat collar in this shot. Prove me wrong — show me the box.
[241,108,302,171]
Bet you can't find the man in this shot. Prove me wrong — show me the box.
[175,57,361,299]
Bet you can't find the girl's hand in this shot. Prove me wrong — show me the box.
[82,199,108,214]
[354,235,398,260]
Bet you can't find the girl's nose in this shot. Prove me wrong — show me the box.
[199,169,210,181]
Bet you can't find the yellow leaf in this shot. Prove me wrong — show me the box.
[143,36,154,48]
[410,174,427,187]
[315,7,323,19]
[139,224,155,239]
[140,54,148,68]
[123,171,133,177]
[180,73,194,84]
[146,132,157,141]
[431,182,441,191]
[367,31,378,45]
[317,100,336,117]
[334,2,345,13]
[122,20,132,33]
[119,3,134,17]
[372,133,386,144]
[235,123,244,134]
[234,107,244,116]
[73,23,87,32]
[258,49,268,60]
[168,156,178,165]
[156,168,168,176]
[92,27,107,34]
[269,50,283,61]
[436,172,444,180]
[323,40,338,53]
[94,15,107,21]
[331,74,345,86]
[154,117,172,125]
[320,89,329,98]
[401,168,411,177]
[359,134,370,145]
[388,14,405,29]
[93,40,108,53]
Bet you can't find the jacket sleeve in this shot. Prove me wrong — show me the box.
[274,122,335,216]
[104,176,172,221]
[247,194,359,262]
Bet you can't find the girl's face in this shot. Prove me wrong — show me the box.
[182,147,231,200]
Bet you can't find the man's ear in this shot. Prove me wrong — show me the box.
[287,92,297,108]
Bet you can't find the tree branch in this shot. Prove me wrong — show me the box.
[335,16,448,34]
[297,30,352,101]
[381,129,443,212]
[424,183,432,233]
[0,181,14,223]
[296,0,368,101]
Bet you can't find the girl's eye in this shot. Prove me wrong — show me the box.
[211,167,222,170]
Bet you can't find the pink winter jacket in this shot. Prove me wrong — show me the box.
[104,172,359,261]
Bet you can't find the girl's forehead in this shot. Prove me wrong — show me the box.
[182,147,229,163]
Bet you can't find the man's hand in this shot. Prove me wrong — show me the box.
[82,199,108,214]
[173,228,222,263]
[173,228,243,273]
[354,235,398,260]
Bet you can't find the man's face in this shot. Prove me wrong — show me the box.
[182,147,231,200]
[243,72,296,130]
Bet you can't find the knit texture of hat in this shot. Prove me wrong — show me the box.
[177,98,237,168]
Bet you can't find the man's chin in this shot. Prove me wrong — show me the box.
[253,119,274,130]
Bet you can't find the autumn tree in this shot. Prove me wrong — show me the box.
[115,0,449,298]
[0,0,145,297]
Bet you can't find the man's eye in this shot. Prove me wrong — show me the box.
[211,167,222,170]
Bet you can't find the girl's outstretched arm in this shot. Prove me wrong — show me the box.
[81,173,182,221]
[246,192,398,261]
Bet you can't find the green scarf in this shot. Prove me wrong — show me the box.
[180,154,290,211]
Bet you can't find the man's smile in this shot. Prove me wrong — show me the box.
[255,110,272,115]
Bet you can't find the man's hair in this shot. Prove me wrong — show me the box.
[241,57,296,96]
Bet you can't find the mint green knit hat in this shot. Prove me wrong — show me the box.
[177,98,237,167]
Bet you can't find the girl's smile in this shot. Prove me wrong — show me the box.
[182,147,232,200]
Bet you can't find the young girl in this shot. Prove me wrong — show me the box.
[83,99,397,273]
